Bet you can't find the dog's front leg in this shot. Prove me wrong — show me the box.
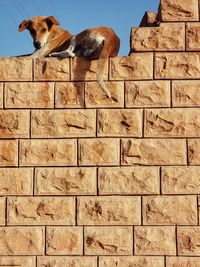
[50,36,76,58]
[30,47,48,59]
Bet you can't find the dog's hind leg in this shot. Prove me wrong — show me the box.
[50,36,76,57]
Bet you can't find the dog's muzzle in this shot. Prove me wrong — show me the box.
[34,41,41,49]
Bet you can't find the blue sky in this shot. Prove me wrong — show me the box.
[0,0,159,57]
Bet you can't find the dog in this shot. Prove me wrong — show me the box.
[19,16,120,98]
[18,16,72,58]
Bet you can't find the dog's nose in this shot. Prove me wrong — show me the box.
[34,41,41,49]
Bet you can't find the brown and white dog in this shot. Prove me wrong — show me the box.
[19,16,120,98]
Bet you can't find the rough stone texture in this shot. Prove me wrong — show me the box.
[98,167,159,195]
[7,197,75,225]
[0,168,33,195]
[77,196,141,225]
[160,0,199,21]
[131,23,185,51]
[0,110,30,138]
[0,57,32,81]
[110,53,153,80]
[31,110,96,138]
[34,58,69,81]
[20,139,77,166]
[0,227,44,255]
[155,53,200,79]
[135,226,176,255]
[162,166,200,194]
[0,197,5,225]
[85,82,124,108]
[188,139,200,165]
[85,227,133,255]
[98,109,142,137]
[71,57,108,81]
[121,139,186,165]
[37,256,97,267]
[0,83,3,108]
[143,196,197,225]
[186,23,200,51]
[5,82,54,108]
[46,227,83,255]
[139,11,159,27]
[99,256,164,267]
[0,257,36,267]
[0,140,18,166]
[166,257,200,267]
[145,108,200,137]
[55,82,84,108]
[177,227,200,255]
[172,80,200,107]
[79,138,120,166]
[35,167,97,195]
[125,81,170,108]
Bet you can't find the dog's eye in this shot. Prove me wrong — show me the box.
[41,28,47,33]
[30,28,36,34]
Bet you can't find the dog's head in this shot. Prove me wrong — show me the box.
[18,16,59,50]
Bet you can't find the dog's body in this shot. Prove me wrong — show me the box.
[19,16,120,98]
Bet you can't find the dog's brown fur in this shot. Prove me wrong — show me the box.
[19,16,120,98]
[18,16,72,58]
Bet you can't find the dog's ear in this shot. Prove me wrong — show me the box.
[45,16,59,29]
[18,19,32,32]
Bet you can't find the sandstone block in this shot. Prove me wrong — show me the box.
[46,227,83,255]
[31,110,96,138]
[125,81,170,108]
[0,140,18,166]
[20,139,77,166]
[0,110,30,138]
[0,168,33,195]
[55,82,84,108]
[160,0,199,21]
[135,226,176,255]
[155,53,200,79]
[98,167,160,195]
[77,196,141,225]
[143,196,197,225]
[34,58,69,81]
[162,166,200,194]
[0,57,32,81]
[98,109,142,137]
[0,83,3,108]
[188,139,200,165]
[131,23,185,51]
[110,53,153,80]
[85,227,132,255]
[37,256,97,267]
[186,23,200,51]
[0,197,5,225]
[79,138,120,166]
[99,256,164,267]
[71,57,108,81]
[35,167,97,195]
[121,139,186,165]
[139,11,159,27]
[7,197,75,225]
[145,108,200,137]
[0,257,36,267]
[0,226,44,255]
[177,227,200,255]
[172,80,200,107]
[5,82,54,108]
[85,82,124,108]
[166,257,200,267]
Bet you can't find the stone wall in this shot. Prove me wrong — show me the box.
[0,0,200,266]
